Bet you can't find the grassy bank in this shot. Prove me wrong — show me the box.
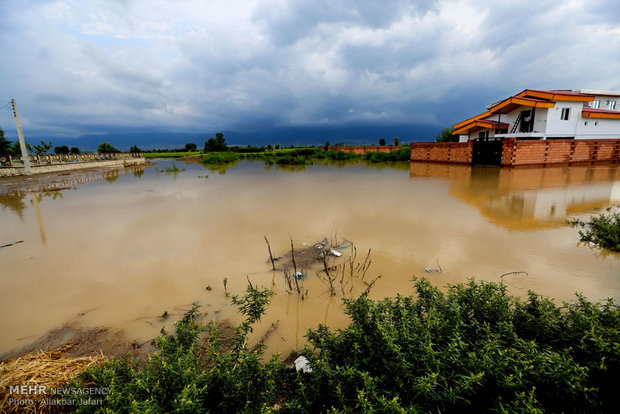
[144,151,201,159]
[200,147,410,167]
[68,278,619,413]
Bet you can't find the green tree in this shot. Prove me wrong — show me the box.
[129,145,142,153]
[379,138,386,146]
[54,145,70,154]
[8,141,21,155]
[393,137,401,146]
[324,141,330,151]
[26,140,53,154]
[275,142,280,149]
[435,126,457,142]
[0,126,11,154]
[70,147,80,154]
[203,132,227,152]
[98,142,120,153]
[184,143,197,151]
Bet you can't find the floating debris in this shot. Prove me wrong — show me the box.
[294,356,313,373]
[0,240,24,249]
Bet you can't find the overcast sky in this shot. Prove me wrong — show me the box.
[1,0,619,141]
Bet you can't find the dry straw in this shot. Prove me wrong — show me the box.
[0,342,106,412]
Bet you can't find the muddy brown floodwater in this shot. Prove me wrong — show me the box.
[1,160,619,358]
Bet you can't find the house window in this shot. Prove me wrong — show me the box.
[560,108,570,120]
[609,101,616,110]
[591,100,600,109]
[584,121,588,126]
[478,131,489,140]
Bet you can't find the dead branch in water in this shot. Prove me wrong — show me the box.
[363,274,382,295]
[500,271,528,279]
[250,320,280,352]
[360,248,371,280]
[361,259,372,281]
[264,235,275,271]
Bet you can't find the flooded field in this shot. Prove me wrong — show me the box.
[1,160,619,357]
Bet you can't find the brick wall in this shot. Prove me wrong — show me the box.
[410,142,473,164]
[501,138,620,166]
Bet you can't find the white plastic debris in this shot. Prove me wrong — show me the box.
[425,267,433,273]
[330,249,342,257]
[294,356,313,373]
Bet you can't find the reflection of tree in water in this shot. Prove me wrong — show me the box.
[364,161,410,171]
[133,168,145,178]
[39,190,64,200]
[0,194,27,221]
[275,164,307,172]
[104,172,120,183]
[202,160,241,175]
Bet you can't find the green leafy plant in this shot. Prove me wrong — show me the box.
[203,132,228,152]
[68,278,619,412]
[569,210,620,252]
[98,142,120,153]
[435,126,457,142]
[364,146,410,162]
[27,140,53,154]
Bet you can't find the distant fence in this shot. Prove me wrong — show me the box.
[0,152,143,167]
[328,146,407,155]
[501,138,620,166]
[410,142,473,164]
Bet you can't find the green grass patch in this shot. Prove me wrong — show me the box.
[364,146,411,162]
[144,151,201,159]
[569,209,620,252]
[69,278,619,412]
[202,151,241,164]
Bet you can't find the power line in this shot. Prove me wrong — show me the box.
[0,101,12,111]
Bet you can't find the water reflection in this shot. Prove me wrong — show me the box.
[30,193,47,244]
[0,164,149,197]
[2,160,619,359]
[0,194,27,220]
[410,163,620,229]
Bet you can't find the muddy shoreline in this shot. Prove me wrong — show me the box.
[0,163,153,195]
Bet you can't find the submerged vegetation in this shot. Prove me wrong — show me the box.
[569,208,620,252]
[144,151,201,159]
[200,147,409,168]
[68,278,619,413]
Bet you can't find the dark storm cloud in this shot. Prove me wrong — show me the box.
[0,0,618,140]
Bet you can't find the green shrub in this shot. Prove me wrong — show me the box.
[294,278,619,412]
[202,151,240,164]
[98,142,120,153]
[69,278,619,413]
[570,210,620,252]
[364,146,410,162]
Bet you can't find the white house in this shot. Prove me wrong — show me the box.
[453,89,620,142]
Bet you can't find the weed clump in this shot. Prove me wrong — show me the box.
[569,209,620,252]
[364,146,410,162]
[202,152,241,164]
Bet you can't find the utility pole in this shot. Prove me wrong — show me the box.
[11,98,32,175]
